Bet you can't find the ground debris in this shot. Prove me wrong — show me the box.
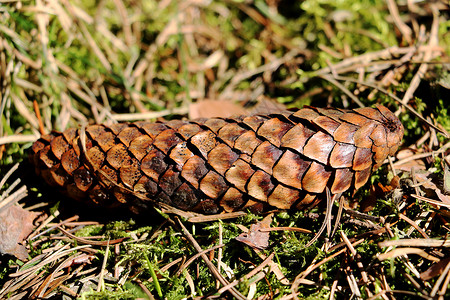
[0,205,39,260]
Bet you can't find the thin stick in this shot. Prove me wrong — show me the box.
[260,227,312,234]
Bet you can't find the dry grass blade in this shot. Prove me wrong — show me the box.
[176,218,247,300]
[0,163,19,189]
[399,213,429,238]
[319,74,365,107]
[57,227,127,246]
[28,215,79,241]
[378,248,441,262]
[291,239,365,296]
[216,221,223,289]
[410,194,450,209]
[111,107,189,122]
[313,46,416,77]
[399,4,440,106]
[8,245,91,278]
[386,0,413,44]
[0,245,91,298]
[0,164,28,216]
[339,231,369,285]
[303,188,338,248]
[176,244,225,276]
[260,227,312,234]
[96,240,110,292]
[379,239,450,248]
[31,253,80,298]
[0,185,27,212]
[430,260,450,297]
[217,252,275,295]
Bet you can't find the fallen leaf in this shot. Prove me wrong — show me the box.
[236,214,272,249]
[435,189,450,205]
[421,257,450,280]
[394,149,426,172]
[414,170,450,205]
[361,176,401,212]
[189,100,248,119]
[443,161,450,193]
[248,98,287,115]
[0,205,39,261]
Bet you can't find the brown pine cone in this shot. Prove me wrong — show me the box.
[29,105,404,214]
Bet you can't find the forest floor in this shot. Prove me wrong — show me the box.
[1,0,450,299]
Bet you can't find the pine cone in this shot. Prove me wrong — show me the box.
[29,105,404,214]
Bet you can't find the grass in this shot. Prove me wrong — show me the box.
[1,0,450,299]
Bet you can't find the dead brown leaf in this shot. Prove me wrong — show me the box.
[0,205,39,260]
[236,214,272,249]
[361,176,401,212]
[248,98,287,115]
[414,170,450,205]
[189,100,248,119]
[394,148,426,172]
[421,257,450,280]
